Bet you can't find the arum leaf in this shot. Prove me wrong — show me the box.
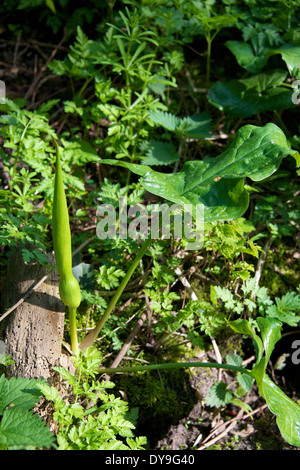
[225,40,269,73]
[271,45,300,77]
[256,317,282,364]
[208,70,293,118]
[261,375,300,447]
[99,123,297,223]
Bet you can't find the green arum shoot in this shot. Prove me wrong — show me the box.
[52,138,81,353]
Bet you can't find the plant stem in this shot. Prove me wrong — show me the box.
[69,307,78,352]
[98,361,253,377]
[79,237,152,351]
[206,35,212,92]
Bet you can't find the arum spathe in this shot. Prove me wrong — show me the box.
[52,138,81,352]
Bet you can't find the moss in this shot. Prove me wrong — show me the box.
[260,241,300,297]
[116,365,197,447]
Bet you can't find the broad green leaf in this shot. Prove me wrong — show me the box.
[228,318,263,362]
[225,40,269,73]
[261,375,300,447]
[208,70,293,118]
[228,318,255,336]
[100,123,297,223]
[271,45,300,78]
[251,318,282,390]
[226,41,300,78]
[256,317,282,364]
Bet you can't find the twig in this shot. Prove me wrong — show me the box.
[195,404,268,450]
[108,311,147,369]
[254,234,273,286]
[175,267,223,376]
[24,32,69,102]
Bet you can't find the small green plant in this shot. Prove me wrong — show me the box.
[37,347,146,450]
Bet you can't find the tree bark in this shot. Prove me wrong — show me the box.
[0,248,70,380]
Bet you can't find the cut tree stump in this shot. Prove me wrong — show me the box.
[0,248,73,380]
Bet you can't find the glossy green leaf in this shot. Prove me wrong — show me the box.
[256,317,282,364]
[208,70,293,118]
[261,375,300,447]
[277,45,300,77]
[225,40,269,73]
[226,41,300,78]
[228,318,263,362]
[251,317,282,387]
[100,124,297,223]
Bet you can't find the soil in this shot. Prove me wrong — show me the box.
[134,352,300,450]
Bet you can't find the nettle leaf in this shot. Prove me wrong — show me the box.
[0,407,54,449]
[148,110,211,138]
[205,382,232,408]
[142,140,179,166]
[100,124,298,223]
[0,375,45,414]
[208,69,293,118]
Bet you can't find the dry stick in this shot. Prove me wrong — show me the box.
[254,234,273,286]
[174,267,223,375]
[195,403,268,450]
[24,32,69,101]
[109,312,147,369]
[0,237,92,324]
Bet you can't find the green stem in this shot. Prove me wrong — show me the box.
[98,361,253,377]
[206,35,212,92]
[69,307,78,352]
[79,237,152,351]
